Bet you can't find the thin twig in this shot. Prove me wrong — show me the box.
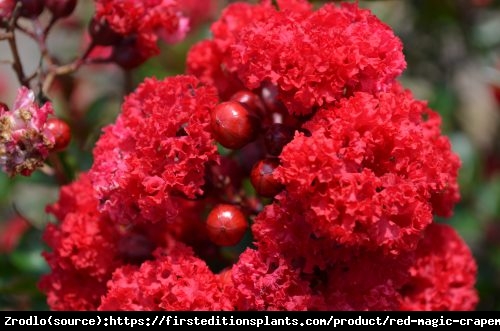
[43,15,58,36]
[13,22,36,40]
[41,41,98,96]
[7,36,27,85]
[6,3,29,86]
[39,163,56,177]
[0,32,14,40]
[46,153,69,185]
[32,17,57,67]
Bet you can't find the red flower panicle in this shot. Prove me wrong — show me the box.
[253,198,334,272]
[230,249,323,311]
[89,76,219,225]
[92,0,189,68]
[40,172,227,310]
[399,223,479,311]
[187,0,406,115]
[187,40,245,101]
[39,173,122,310]
[275,85,460,254]
[38,0,478,312]
[318,244,416,311]
[99,243,232,311]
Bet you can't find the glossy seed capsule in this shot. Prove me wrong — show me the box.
[264,123,294,156]
[46,118,71,152]
[210,101,260,150]
[230,90,265,119]
[18,0,44,18]
[260,81,286,114]
[206,204,248,246]
[250,158,283,198]
[89,17,122,46]
[45,0,77,18]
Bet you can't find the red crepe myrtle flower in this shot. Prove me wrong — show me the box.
[99,243,233,311]
[187,40,245,101]
[39,173,123,310]
[39,172,229,310]
[92,0,189,67]
[178,0,219,30]
[229,249,324,311]
[89,75,219,225]
[309,243,415,311]
[187,0,406,115]
[252,194,414,278]
[275,84,460,254]
[39,0,477,312]
[0,87,56,177]
[399,223,479,311]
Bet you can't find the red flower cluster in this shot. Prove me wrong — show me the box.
[91,0,189,68]
[400,223,479,311]
[99,243,233,311]
[273,84,460,256]
[40,0,478,311]
[40,173,121,310]
[178,0,219,30]
[89,76,219,224]
[39,171,236,310]
[187,0,406,114]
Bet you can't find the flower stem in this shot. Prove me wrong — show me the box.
[6,4,29,87]
[46,153,70,185]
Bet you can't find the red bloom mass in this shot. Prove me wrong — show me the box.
[92,0,189,67]
[99,244,232,311]
[39,172,229,310]
[39,173,122,310]
[400,223,478,311]
[39,0,478,311]
[187,0,406,115]
[274,84,460,254]
[89,76,219,225]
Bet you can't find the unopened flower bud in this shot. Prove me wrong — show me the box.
[0,0,15,20]
[45,0,77,19]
